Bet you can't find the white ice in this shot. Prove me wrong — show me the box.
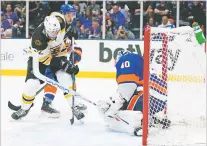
[1,77,141,146]
[1,77,206,146]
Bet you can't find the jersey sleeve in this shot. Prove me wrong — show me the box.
[31,23,48,51]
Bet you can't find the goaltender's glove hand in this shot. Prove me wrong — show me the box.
[62,61,79,75]
[96,100,111,115]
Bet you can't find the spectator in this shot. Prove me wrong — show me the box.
[105,18,115,39]
[110,4,125,30]
[73,3,82,19]
[79,9,92,29]
[188,2,206,29]
[115,25,135,40]
[87,0,100,12]
[4,29,13,38]
[119,2,130,29]
[77,1,87,15]
[1,12,11,38]
[75,19,88,39]
[14,3,26,37]
[143,1,156,19]
[4,4,20,27]
[158,15,175,28]
[88,18,101,39]
[14,3,26,19]
[154,1,169,24]
[4,3,21,37]
[29,1,51,36]
[145,17,158,28]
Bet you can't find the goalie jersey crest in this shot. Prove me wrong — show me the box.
[115,52,143,86]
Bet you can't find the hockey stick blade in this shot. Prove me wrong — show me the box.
[8,101,34,111]
[8,83,46,111]
[70,117,74,125]
[8,101,21,111]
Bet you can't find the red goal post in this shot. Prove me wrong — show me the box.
[142,26,206,145]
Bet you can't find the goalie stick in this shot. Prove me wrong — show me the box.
[8,83,47,111]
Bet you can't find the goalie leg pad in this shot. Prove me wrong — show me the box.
[127,91,143,111]
[105,110,142,135]
[105,83,137,116]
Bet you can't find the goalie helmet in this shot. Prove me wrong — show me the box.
[44,16,61,40]
[115,50,131,65]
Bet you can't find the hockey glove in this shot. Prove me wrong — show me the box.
[96,100,111,114]
[62,61,79,75]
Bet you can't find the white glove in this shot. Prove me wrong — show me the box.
[96,100,111,114]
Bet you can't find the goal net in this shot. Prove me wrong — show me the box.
[143,26,206,145]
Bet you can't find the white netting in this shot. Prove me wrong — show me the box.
[146,26,206,145]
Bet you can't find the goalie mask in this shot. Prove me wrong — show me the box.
[114,50,131,65]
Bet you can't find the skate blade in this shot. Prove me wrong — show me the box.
[40,111,60,118]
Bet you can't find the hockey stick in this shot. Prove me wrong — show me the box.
[32,52,76,95]
[70,37,75,125]
[8,83,48,111]
[74,95,138,130]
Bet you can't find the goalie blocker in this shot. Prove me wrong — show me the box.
[97,50,171,136]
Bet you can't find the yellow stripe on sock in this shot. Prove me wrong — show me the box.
[22,93,35,100]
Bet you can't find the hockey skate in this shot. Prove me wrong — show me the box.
[73,106,85,120]
[11,108,30,120]
[74,102,87,111]
[134,127,142,137]
[41,98,60,118]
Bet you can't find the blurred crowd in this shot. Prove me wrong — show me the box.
[1,0,206,39]
[1,1,26,38]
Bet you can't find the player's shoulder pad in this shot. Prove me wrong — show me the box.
[31,23,48,51]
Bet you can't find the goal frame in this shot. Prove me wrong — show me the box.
[143,27,169,145]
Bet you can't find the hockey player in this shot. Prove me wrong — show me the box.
[40,4,86,118]
[11,14,85,121]
[97,50,170,136]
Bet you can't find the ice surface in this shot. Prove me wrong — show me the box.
[1,77,206,146]
[1,77,141,146]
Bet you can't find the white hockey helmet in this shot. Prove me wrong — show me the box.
[44,15,61,40]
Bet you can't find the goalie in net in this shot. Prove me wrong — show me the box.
[97,50,171,136]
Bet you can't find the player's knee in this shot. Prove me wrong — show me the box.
[23,79,40,96]
[56,70,72,87]
[118,83,137,101]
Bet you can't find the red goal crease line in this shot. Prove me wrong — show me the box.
[0,69,205,83]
